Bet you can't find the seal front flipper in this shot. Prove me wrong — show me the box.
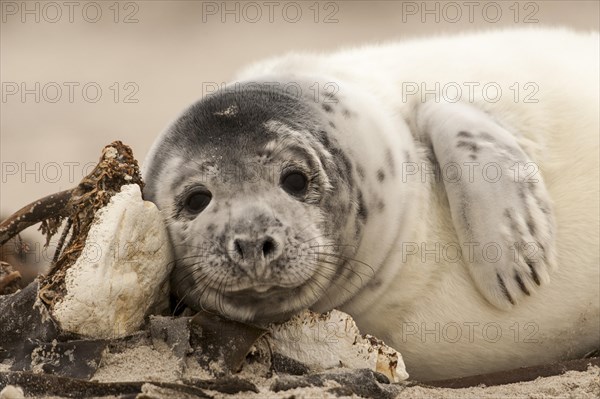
[416,101,556,310]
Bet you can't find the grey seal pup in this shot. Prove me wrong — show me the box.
[143,29,599,380]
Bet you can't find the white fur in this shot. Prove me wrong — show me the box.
[235,28,600,380]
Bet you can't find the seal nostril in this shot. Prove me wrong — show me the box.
[233,237,278,262]
[262,237,277,258]
[234,239,244,259]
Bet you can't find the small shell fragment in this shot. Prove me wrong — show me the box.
[268,309,409,382]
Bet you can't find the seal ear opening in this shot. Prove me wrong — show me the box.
[417,100,556,310]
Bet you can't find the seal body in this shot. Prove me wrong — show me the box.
[144,29,599,380]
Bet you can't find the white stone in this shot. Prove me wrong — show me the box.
[51,184,173,339]
[268,309,409,382]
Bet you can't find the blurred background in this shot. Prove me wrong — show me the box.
[1,0,599,271]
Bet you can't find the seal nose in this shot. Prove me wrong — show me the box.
[233,236,278,261]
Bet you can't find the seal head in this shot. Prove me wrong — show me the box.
[143,83,365,323]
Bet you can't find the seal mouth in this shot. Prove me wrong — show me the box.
[223,286,296,318]
[227,285,288,300]
[185,276,334,324]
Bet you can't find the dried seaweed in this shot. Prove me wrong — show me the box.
[38,141,143,307]
[0,261,22,295]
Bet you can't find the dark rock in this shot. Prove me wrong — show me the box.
[0,372,211,398]
[271,353,311,376]
[373,371,391,384]
[11,339,107,379]
[0,371,143,397]
[183,376,259,394]
[190,311,267,373]
[0,282,59,357]
[271,369,404,399]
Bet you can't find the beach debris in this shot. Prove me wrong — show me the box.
[268,309,409,382]
[190,311,268,373]
[0,262,21,295]
[0,141,411,399]
[47,184,173,338]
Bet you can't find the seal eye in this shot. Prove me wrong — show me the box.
[281,171,308,196]
[184,190,212,214]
